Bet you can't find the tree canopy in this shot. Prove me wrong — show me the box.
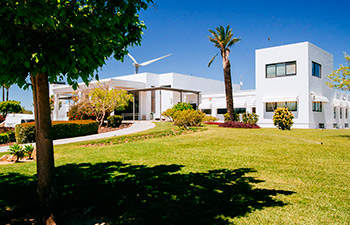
[0,0,151,88]
[0,100,23,116]
[327,53,350,91]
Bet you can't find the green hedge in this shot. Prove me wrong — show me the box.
[0,131,16,144]
[15,120,99,144]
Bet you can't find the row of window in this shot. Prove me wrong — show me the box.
[201,108,248,115]
[334,107,348,119]
[265,61,321,78]
[266,102,297,112]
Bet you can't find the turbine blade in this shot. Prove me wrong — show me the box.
[139,54,172,66]
[127,53,138,64]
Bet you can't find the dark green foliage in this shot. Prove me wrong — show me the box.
[107,115,123,128]
[15,120,99,144]
[224,112,239,122]
[0,0,152,89]
[0,100,23,116]
[0,133,9,144]
[173,110,206,127]
[242,113,259,125]
[0,131,16,144]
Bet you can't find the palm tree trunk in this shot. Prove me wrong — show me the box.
[223,58,235,121]
[6,86,9,101]
[2,86,4,102]
[31,73,57,225]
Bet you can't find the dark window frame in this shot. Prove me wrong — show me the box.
[312,61,321,78]
[201,109,212,115]
[312,102,323,112]
[217,108,227,114]
[265,101,298,112]
[265,61,297,78]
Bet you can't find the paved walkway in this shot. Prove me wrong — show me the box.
[0,121,155,153]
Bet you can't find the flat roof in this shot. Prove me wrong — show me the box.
[128,86,200,94]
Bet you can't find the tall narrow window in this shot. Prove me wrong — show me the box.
[151,87,155,113]
[346,108,348,119]
[312,62,321,78]
[334,107,337,119]
[340,107,343,119]
[312,102,322,112]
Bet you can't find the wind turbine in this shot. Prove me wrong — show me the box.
[127,53,171,74]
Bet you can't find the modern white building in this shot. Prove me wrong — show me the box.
[51,42,350,129]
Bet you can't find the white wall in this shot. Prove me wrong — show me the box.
[256,42,311,128]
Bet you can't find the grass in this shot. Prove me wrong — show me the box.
[0,122,349,224]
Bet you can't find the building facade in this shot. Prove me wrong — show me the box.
[51,42,350,128]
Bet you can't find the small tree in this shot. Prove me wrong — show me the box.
[90,86,133,128]
[273,108,294,130]
[0,100,23,117]
[327,53,350,91]
[162,102,193,121]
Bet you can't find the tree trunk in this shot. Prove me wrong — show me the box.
[6,86,9,101]
[222,58,235,121]
[2,86,4,102]
[31,73,57,225]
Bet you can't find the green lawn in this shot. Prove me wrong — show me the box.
[1,122,349,224]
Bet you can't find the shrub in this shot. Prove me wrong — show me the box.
[24,144,35,159]
[15,120,99,144]
[242,113,259,125]
[219,121,260,129]
[224,112,239,122]
[0,115,5,123]
[203,115,219,122]
[173,110,205,127]
[0,133,9,144]
[9,143,26,162]
[162,102,194,121]
[68,101,96,121]
[107,115,123,128]
[0,131,16,144]
[273,107,294,130]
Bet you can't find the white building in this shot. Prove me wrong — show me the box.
[51,42,350,128]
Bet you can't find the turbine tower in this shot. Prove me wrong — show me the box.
[127,53,171,74]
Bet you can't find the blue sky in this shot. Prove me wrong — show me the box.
[9,0,350,110]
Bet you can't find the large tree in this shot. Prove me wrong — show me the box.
[0,0,151,223]
[327,53,350,91]
[208,25,240,121]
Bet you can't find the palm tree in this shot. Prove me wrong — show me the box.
[208,25,240,121]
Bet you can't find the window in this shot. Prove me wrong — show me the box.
[266,101,298,112]
[312,102,323,112]
[346,108,348,119]
[190,103,197,110]
[234,108,246,114]
[340,107,343,119]
[319,123,325,129]
[217,108,227,114]
[345,123,349,128]
[202,109,212,115]
[333,123,338,128]
[312,62,321,78]
[334,107,337,119]
[266,61,296,78]
[252,107,256,113]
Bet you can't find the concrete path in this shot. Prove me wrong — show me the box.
[0,121,155,153]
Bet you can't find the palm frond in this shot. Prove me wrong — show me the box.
[227,37,241,47]
[208,52,219,67]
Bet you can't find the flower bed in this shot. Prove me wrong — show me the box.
[218,121,260,129]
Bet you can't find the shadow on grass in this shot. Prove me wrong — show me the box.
[0,162,294,224]
[335,135,350,139]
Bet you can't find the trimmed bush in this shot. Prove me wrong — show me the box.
[224,112,239,122]
[273,107,294,130]
[203,115,219,122]
[242,113,259,125]
[0,131,16,144]
[0,133,9,144]
[107,115,123,128]
[162,102,194,121]
[173,110,205,127]
[15,120,99,144]
[219,121,260,129]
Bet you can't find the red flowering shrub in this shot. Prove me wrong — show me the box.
[204,121,222,125]
[219,121,260,129]
[68,101,96,120]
